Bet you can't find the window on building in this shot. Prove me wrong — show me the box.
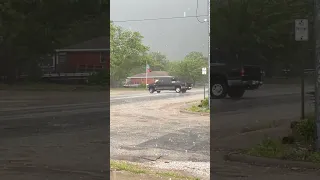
[100,52,107,63]
[58,52,67,64]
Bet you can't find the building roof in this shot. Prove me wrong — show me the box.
[128,71,172,78]
[56,36,109,52]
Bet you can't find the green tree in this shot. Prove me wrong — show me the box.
[168,52,207,85]
[110,22,150,86]
[0,0,109,83]
[211,0,311,76]
[149,51,169,71]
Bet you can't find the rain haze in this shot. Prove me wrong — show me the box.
[110,0,209,60]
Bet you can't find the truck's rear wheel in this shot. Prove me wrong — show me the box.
[211,80,227,99]
[228,87,245,98]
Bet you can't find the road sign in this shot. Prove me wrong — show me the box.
[202,67,207,75]
[295,19,308,41]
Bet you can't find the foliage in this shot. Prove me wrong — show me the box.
[211,0,312,75]
[110,22,150,86]
[246,116,320,163]
[247,137,320,162]
[168,52,207,85]
[188,98,210,113]
[292,118,316,144]
[109,23,208,87]
[200,98,209,108]
[0,0,109,83]
[88,70,109,86]
[149,51,169,71]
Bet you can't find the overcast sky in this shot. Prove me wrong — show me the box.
[110,0,209,60]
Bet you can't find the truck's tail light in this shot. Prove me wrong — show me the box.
[240,68,245,76]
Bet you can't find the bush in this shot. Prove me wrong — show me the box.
[137,83,147,88]
[88,70,109,86]
[198,98,209,108]
[293,118,316,143]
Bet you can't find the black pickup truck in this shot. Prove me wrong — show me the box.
[148,77,192,93]
[210,49,264,99]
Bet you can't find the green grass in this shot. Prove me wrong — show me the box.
[188,105,210,113]
[245,116,320,163]
[246,138,320,163]
[110,160,200,180]
[187,98,210,113]
[110,161,146,174]
[0,82,108,91]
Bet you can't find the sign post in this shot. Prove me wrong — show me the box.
[314,0,320,150]
[295,19,308,120]
[202,67,207,99]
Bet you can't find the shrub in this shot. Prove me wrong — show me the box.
[293,118,316,143]
[199,98,209,108]
[138,83,147,88]
[88,70,109,86]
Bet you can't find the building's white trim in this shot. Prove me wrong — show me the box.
[56,48,109,52]
[128,76,173,78]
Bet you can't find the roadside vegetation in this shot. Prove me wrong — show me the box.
[187,98,210,113]
[110,160,200,180]
[0,82,109,91]
[245,115,320,163]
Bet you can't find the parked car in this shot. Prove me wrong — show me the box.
[210,49,264,99]
[147,77,192,93]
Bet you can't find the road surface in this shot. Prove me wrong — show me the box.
[0,84,318,179]
[0,91,109,180]
[111,84,319,180]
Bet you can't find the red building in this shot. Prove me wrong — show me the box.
[126,71,173,85]
[54,36,109,73]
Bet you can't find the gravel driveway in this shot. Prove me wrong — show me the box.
[110,94,210,179]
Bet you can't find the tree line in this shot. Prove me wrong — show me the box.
[110,22,208,87]
[112,0,316,87]
[0,0,109,83]
[1,0,314,85]
[211,0,313,77]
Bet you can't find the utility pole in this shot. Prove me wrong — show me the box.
[207,0,211,104]
[314,0,320,150]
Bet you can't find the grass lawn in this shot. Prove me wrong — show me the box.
[244,115,320,163]
[0,83,109,91]
[110,160,200,180]
[187,98,210,113]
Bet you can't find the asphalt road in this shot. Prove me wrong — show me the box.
[0,92,110,180]
[0,84,316,179]
[110,88,208,104]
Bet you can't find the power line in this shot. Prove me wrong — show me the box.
[196,0,206,23]
[112,15,208,23]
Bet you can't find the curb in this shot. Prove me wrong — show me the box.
[224,153,320,170]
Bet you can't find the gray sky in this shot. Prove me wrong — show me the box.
[110,0,209,60]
